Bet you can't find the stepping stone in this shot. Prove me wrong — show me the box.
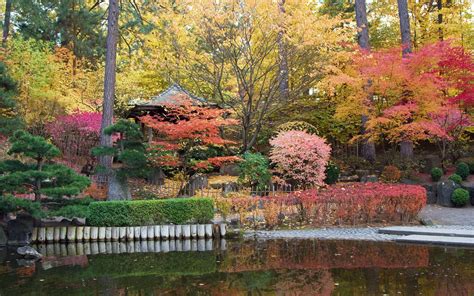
[379,226,474,238]
[396,235,474,247]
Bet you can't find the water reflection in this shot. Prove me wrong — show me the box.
[33,238,223,257]
[0,239,474,295]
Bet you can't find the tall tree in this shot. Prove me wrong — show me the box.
[355,0,376,162]
[2,0,12,47]
[397,0,415,158]
[99,0,119,199]
[397,0,412,56]
[277,0,289,102]
[15,0,105,63]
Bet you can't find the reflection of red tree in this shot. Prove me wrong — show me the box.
[41,255,88,269]
[220,240,429,273]
[273,270,335,296]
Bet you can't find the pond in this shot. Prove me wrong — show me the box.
[0,239,473,295]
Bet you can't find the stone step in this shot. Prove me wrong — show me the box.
[379,226,474,238]
[395,235,474,247]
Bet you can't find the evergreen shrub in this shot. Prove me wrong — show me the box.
[88,198,214,226]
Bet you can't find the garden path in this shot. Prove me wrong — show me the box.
[418,204,474,226]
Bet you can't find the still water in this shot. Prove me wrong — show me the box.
[0,239,473,295]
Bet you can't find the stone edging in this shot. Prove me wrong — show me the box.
[31,224,227,243]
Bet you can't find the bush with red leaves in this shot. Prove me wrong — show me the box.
[226,182,427,227]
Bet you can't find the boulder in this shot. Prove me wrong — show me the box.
[338,175,360,182]
[17,246,42,260]
[361,175,378,183]
[185,174,208,196]
[422,154,442,174]
[436,180,460,207]
[6,215,35,246]
[0,227,6,247]
[422,183,437,204]
[460,181,474,206]
[219,164,240,176]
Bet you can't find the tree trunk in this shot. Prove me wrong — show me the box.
[400,140,414,159]
[355,0,376,162]
[2,0,12,48]
[107,173,131,200]
[397,0,414,159]
[355,0,370,49]
[437,0,443,41]
[397,0,412,56]
[277,0,289,102]
[99,0,119,199]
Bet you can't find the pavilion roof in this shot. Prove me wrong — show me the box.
[129,83,213,107]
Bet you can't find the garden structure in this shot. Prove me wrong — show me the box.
[127,83,220,143]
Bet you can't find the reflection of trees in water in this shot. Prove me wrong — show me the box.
[220,240,429,272]
[1,240,474,295]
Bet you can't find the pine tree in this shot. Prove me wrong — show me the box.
[0,131,90,201]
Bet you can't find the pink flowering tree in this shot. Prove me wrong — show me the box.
[46,111,102,169]
[269,130,331,188]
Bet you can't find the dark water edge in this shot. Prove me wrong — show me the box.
[0,239,473,295]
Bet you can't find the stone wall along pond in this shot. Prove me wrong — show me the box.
[31,224,226,243]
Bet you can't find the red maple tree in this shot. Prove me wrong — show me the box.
[139,98,240,179]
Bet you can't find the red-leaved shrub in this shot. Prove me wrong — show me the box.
[226,182,426,228]
[46,111,102,166]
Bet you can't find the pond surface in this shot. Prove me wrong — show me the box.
[0,239,473,295]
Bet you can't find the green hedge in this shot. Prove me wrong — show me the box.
[87,198,214,226]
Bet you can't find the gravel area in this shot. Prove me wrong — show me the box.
[245,227,401,241]
[245,225,474,241]
[419,204,474,226]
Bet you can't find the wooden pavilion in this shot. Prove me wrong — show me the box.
[128,83,218,141]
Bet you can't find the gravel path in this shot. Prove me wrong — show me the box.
[419,204,474,226]
[245,227,400,241]
[245,225,474,241]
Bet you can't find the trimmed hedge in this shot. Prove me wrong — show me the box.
[87,198,214,226]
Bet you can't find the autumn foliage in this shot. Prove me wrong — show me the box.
[329,41,474,149]
[45,111,102,165]
[269,130,331,187]
[223,183,426,228]
[140,99,239,175]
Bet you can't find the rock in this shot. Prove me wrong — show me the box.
[185,174,208,196]
[17,246,42,260]
[361,175,378,183]
[422,154,442,174]
[223,182,239,194]
[355,169,370,178]
[338,175,360,182]
[436,180,460,207]
[219,164,240,176]
[108,173,132,200]
[6,215,35,246]
[422,183,437,204]
[0,227,6,247]
[460,181,474,206]
[400,179,418,185]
